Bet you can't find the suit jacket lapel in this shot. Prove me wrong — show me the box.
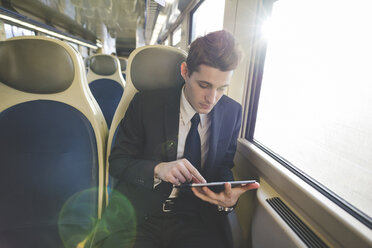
[163,87,182,161]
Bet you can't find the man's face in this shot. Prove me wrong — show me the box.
[181,63,233,114]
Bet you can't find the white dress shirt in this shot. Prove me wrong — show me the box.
[154,86,211,198]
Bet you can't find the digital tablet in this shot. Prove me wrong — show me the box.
[175,180,256,188]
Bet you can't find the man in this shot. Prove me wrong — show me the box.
[102,30,259,248]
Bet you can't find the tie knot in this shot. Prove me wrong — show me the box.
[191,113,200,126]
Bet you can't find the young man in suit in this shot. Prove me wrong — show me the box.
[102,30,259,248]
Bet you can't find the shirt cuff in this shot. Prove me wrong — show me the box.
[154,177,162,188]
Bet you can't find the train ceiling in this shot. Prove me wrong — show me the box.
[0,0,191,56]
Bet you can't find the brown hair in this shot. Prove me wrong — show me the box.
[186,30,242,76]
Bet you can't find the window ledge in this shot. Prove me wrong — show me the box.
[237,138,372,247]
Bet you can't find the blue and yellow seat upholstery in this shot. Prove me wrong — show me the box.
[87,54,125,129]
[0,36,107,247]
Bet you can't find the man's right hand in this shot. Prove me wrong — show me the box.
[154,159,206,186]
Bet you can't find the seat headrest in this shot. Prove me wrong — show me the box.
[119,58,127,72]
[89,55,117,76]
[0,39,74,94]
[129,46,187,91]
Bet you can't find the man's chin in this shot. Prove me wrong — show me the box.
[197,107,213,114]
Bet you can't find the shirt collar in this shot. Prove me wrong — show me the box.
[180,86,208,128]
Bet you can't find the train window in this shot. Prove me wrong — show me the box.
[11,25,22,36]
[3,23,12,38]
[189,0,225,43]
[11,25,34,36]
[79,45,89,60]
[67,41,79,52]
[2,24,33,38]
[22,28,35,36]
[249,0,372,224]
[164,38,169,46]
[172,26,181,47]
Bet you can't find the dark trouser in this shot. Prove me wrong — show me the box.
[94,212,228,248]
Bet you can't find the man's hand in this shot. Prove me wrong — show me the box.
[191,182,260,207]
[154,159,206,186]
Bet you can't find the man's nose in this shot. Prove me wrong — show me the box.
[206,89,217,104]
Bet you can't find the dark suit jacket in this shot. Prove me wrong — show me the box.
[109,86,242,225]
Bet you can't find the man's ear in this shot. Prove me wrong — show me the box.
[180,62,188,80]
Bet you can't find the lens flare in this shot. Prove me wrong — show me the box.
[58,188,136,248]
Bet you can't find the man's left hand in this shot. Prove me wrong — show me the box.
[191,182,260,208]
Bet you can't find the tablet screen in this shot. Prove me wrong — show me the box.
[175,180,256,188]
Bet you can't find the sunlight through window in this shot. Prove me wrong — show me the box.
[190,0,225,43]
[255,0,372,219]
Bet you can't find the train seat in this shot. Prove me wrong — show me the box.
[87,54,125,128]
[0,36,107,248]
[84,45,187,246]
[119,57,128,80]
[106,45,187,192]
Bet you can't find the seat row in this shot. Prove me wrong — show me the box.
[0,35,187,247]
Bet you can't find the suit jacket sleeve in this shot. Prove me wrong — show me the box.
[109,93,159,190]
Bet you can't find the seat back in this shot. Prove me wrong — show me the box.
[0,36,107,247]
[87,54,125,128]
[106,45,187,195]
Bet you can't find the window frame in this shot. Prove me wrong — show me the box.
[172,25,182,47]
[188,0,205,45]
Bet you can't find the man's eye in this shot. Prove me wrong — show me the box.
[218,87,227,92]
[199,83,208,88]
